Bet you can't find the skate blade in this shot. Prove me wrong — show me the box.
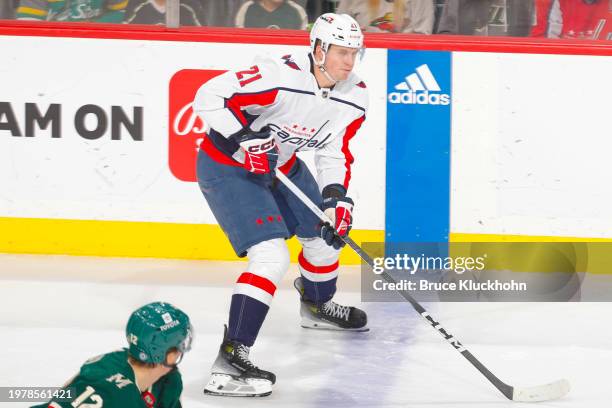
[204,373,272,397]
[300,317,370,332]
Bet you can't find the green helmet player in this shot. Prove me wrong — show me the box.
[32,302,193,408]
[126,301,193,366]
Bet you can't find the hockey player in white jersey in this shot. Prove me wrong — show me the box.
[193,13,369,397]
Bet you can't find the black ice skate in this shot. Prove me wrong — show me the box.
[294,277,369,331]
[204,326,276,397]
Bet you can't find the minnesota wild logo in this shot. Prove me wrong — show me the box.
[370,12,395,32]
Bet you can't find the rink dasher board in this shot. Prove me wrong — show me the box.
[0,27,611,261]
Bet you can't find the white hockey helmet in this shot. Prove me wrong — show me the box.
[309,13,364,55]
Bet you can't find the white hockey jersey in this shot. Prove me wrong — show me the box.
[193,52,369,191]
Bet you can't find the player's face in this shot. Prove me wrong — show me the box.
[324,45,359,81]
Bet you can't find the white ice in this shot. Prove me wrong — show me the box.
[0,253,610,408]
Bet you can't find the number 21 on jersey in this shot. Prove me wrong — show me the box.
[236,66,262,87]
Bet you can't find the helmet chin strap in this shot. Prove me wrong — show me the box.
[319,64,339,85]
[312,49,339,86]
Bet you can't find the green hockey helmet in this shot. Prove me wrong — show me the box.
[126,302,193,365]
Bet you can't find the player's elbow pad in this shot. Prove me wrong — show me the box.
[194,86,226,112]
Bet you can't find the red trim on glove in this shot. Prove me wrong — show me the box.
[200,135,296,174]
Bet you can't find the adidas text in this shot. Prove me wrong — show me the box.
[388,91,450,106]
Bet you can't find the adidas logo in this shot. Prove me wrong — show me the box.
[388,64,450,106]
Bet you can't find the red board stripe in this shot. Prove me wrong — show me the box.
[0,21,611,56]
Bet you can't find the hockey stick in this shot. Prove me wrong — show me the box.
[275,171,570,402]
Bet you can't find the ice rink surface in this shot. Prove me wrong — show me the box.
[0,253,610,408]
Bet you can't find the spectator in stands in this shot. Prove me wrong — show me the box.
[0,1,18,19]
[433,0,446,32]
[305,0,338,23]
[531,0,611,40]
[124,0,208,26]
[16,0,126,22]
[437,0,534,37]
[235,0,308,29]
[335,0,435,34]
[207,0,242,26]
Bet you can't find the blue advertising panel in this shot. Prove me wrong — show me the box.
[385,50,452,244]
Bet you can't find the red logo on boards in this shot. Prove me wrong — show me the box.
[169,69,226,182]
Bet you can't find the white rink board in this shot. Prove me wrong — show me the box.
[451,52,612,238]
[0,36,387,230]
[3,34,612,239]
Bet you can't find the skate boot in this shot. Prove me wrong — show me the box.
[204,326,276,397]
[294,277,369,331]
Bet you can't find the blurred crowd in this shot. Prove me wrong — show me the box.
[0,0,610,40]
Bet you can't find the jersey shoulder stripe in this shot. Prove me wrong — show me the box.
[329,96,366,113]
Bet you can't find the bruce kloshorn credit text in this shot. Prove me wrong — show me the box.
[370,254,528,293]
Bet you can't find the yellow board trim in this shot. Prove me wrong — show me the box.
[450,232,612,243]
[451,233,612,274]
[0,217,384,265]
[3,217,610,272]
